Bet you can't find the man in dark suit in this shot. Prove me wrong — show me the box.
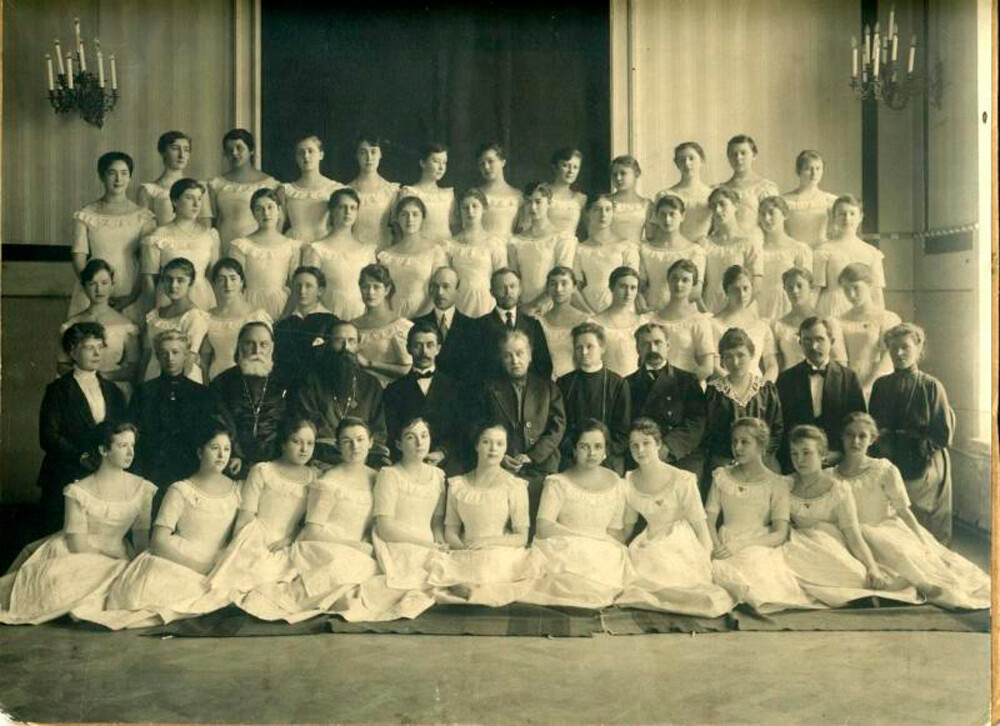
[479,330,566,527]
[626,322,706,475]
[37,322,127,533]
[474,267,553,384]
[776,316,866,472]
[384,320,465,474]
[411,266,477,388]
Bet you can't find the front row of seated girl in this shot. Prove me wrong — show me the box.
[0,410,988,628]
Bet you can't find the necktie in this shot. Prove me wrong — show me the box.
[438,314,449,342]
[505,311,515,330]
[414,369,435,379]
[808,366,828,377]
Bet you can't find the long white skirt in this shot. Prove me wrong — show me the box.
[521,534,631,609]
[616,521,735,617]
[427,546,542,607]
[334,534,436,622]
[207,520,297,601]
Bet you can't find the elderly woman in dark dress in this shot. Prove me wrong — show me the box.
[868,323,956,545]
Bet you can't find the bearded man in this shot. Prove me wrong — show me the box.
[295,320,390,468]
[210,321,292,477]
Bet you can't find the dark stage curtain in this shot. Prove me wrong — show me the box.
[261,2,611,196]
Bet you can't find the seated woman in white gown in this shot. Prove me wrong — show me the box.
[782,425,920,608]
[522,419,630,609]
[705,417,818,613]
[77,426,242,629]
[830,413,989,610]
[446,188,508,318]
[342,417,446,622]
[352,263,413,387]
[616,418,735,617]
[199,258,272,382]
[241,417,380,623]
[0,422,155,625]
[207,419,316,602]
[427,420,539,606]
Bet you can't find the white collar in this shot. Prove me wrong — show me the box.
[292,303,332,319]
[435,306,455,323]
[73,367,99,381]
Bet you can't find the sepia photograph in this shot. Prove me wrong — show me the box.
[0,0,995,723]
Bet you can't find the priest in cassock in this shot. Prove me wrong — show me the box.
[295,319,390,468]
[384,320,465,474]
[556,322,631,475]
[210,321,293,478]
[626,322,706,476]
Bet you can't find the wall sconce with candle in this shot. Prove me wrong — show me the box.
[46,18,119,128]
[849,5,943,111]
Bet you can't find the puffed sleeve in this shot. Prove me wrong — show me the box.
[240,464,266,513]
[680,473,707,522]
[199,180,215,219]
[305,481,337,525]
[704,470,724,516]
[133,480,157,531]
[63,484,89,534]
[508,477,530,531]
[770,478,791,522]
[182,310,210,358]
[444,479,462,529]
[140,235,162,275]
[794,243,813,277]
[609,480,627,530]
[832,482,863,532]
[154,483,187,530]
[622,243,640,272]
[70,212,91,255]
[554,232,578,270]
[692,316,715,360]
[372,468,400,518]
[228,237,249,271]
[489,238,508,271]
[881,462,912,512]
[536,475,564,522]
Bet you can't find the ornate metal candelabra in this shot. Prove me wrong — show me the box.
[45,19,119,128]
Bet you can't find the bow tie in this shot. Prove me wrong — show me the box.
[414,369,435,380]
[808,366,828,377]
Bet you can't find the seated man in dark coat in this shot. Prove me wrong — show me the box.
[295,319,390,469]
[210,321,293,478]
[775,316,866,473]
[273,265,339,382]
[410,266,478,390]
[479,330,566,526]
[556,322,631,475]
[37,322,127,533]
[474,267,553,384]
[384,320,465,475]
[131,329,217,506]
[626,322,706,475]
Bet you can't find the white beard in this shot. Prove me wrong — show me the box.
[239,358,274,377]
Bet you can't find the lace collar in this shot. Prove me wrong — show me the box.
[709,374,764,407]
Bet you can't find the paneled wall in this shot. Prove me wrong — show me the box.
[613,0,862,198]
[2,0,240,247]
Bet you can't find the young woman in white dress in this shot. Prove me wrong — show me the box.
[69,152,157,324]
[837,263,901,400]
[546,147,587,237]
[140,257,209,382]
[772,267,847,372]
[352,263,413,387]
[716,134,781,235]
[650,142,713,243]
[199,258,272,382]
[343,417,445,622]
[710,265,778,382]
[78,426,242,629]
[782,425,920,608]
[831,413,989,610]
[615,418,735,617]
[609,155,652,247]
[207,128,279,255]
[59,259,140,397]
[649,260,716,381]
[474,141,523,236]
[277,134,344,244]
[302,188,376,320]
[208,419,317,602]
[349,136,399,250]
[757,196,813,320]
[523,420,630,609]
[446,188,508,318]
[137,131,213,228]
[781,150,838,247]
[534,266,593,380]
[377,196,449,319]
[0,422,156,625]
[508,181,578,313]
[140,178,221,313]
[594,266,648,377]
[241,417,380,623]
[705,417,817,614]
[394,142,456,244]
[428,420,539,606]
[814,194,887,317]
[574,193,639,315]
[701,186,763,314]
[640,194,706,312]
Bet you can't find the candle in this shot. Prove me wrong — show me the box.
[74,18,81,47]
[891,31,899,62]
[907,35,916,74]
[96,40,104,87]
[66,54,74,89]
[78,39,86,72]
[53,40,64,75]
[863,25,871,66]
[851,37,859,78]
[110,55,117,90]
[873,27,881,74]
[888,6,895,38]
[45,55,55,91]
